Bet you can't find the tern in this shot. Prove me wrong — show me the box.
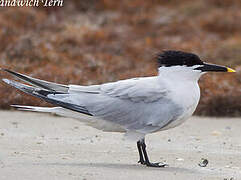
[1,50,235,167]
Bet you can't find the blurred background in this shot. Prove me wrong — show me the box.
[0,0,240,116]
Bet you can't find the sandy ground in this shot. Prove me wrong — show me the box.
[0,111,240,180]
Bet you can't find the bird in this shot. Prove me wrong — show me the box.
[1,50,236,167]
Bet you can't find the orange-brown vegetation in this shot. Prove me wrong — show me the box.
[0,0,240,116]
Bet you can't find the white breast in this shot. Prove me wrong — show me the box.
[160,80,201,130]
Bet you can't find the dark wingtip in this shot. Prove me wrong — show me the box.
[1,68,16,75]
[1,68,17,75]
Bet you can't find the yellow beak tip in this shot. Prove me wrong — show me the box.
[227,67,236,72]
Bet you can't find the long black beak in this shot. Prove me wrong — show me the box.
[195,63,236,72]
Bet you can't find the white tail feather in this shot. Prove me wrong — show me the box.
[11,105,58,112]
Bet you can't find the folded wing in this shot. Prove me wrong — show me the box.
[64,77,183,133]
[2,69,183,133]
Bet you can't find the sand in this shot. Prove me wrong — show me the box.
[0,111,240,180]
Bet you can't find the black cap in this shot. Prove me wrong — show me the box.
[157,50,203,67]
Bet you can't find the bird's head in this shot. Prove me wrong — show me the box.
[157,50,235,81]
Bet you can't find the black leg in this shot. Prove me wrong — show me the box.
[137,138,167,168]
[137,141,145,164]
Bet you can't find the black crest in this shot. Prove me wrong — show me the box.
[157,50,203,67]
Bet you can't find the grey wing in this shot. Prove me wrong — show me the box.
[1,69,182,132]
[64,77,183,133]
[100,77,166,103]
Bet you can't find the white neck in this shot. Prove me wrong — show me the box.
[157,66,202,129]
[158,66,202,82]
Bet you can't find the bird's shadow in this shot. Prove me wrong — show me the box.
[31,162,205,174]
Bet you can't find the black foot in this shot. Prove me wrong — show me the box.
[145,162,168,168]
[136,139,168,168]
[138,159,145,165]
